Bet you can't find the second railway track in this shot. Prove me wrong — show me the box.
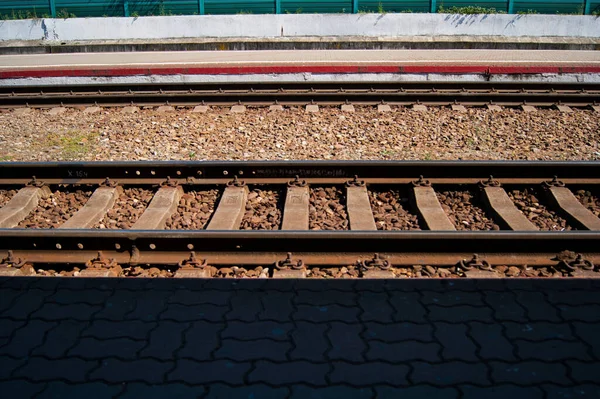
[0,161,599,279]
[1,82,599,109]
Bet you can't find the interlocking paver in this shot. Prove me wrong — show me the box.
[260,292,295,321]
[215,338,290,361]
[358,292,394,323]
[295,289,356,306]
[206,383,288,399]
[460,385,544,399]
[558,304,600,322]
[376,385,459,399]
[429,305,493,323]
[0,277,598,398]
[547,290,600,306]
[327,322,366,362]
[504,322,575,341]
[124,291,173,321]
[161,303,227,322]
[168,359,251,385]
[367,341,440,362]
[491,361,570,384]
[434,323,478,361]
[0,380,45,398]
[572,322,600,359]
[515,339,592,361]
[365,322,433,342]
[0,356,26,378]
[330,362,409,386]
[469,322,516,361]
[83,320,156,340]
[0,289,25,314]
[226,291,262,321]
[119,382,204,398]
[222,320,292,341]
[37,381,122,399]
[139,320,188,360]
[292,385,372,399]
[290,321,329,361]
[421,291,483,306]
[32,320,86,358]
[13,357,97,383]
[177,321,224,361]
[93,291,137,320]
[1,289,47,320]
[411,361,490,386]
[249,360,329,386]
[388,292,427,322]
[515,292,562,322]
[0,319,25,340]
[543,384,600,399]
[69,337,146,360]
[0,320,55,357]
[169,289,231,306]
[484,292,527,322]
[31,302,103,321]
[567,361,600,384]
[50,288,113,306]
[294,304,359,323]
[91,358,172,384]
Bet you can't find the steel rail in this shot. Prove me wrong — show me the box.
[0,82,599,108]
[0,161,599,272]
[1,160,600,185]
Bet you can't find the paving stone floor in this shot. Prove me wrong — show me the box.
[1,277,599,399]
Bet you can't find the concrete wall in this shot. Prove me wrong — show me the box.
[1,14,599,42]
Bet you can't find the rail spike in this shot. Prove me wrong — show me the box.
[552,250,595,274]
[288,175,307,188]
[457,254,492,272]
[178,251,208,269]
[227,175,246,187]
[543,175,566,188]
[479,175,501,188]
[411,175,431,187]
[275,253,304,271]
[358,253,391,271]
[346,175,365,188]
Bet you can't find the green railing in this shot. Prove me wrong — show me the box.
[0,0,598,19]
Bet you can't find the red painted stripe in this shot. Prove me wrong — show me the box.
[1,64,599,79]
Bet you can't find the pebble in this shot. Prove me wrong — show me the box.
[18,188,92,228]
[437,190,499,231]
[1,107,598,162]
[369,189,420,230]
[309,187,349,230]
[508,188,572,231]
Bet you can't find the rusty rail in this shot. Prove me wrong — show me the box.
[0,160,599,276]
[0,82,599,108]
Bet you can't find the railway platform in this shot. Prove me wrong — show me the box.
[1,277,599,398]
[0,50,599,86]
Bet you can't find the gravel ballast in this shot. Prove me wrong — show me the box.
[165,189,219,230]
[1,107,599,162]
[508,188,572,231]
[240,187,282,230]
[369,189,420,230]
[575,189,600,218]
[438,190,499,231]
[94,188,154,229]
[17,187,92,229]
[309,186,349,230]
[0,189,16,207]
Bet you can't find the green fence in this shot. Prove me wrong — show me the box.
[0,0,598,18]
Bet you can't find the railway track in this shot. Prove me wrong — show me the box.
[1,82,599,108]
[0,161,599,279]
